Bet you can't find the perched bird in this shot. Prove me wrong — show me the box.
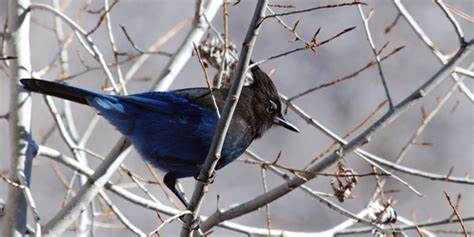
[21,65,298,206]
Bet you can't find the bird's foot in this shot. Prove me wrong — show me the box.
[190,218,202,232]
[179,215,202,233]
[194,171,216,184]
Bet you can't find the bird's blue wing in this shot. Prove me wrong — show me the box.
[87,91,219,176]
[86,91,204,131]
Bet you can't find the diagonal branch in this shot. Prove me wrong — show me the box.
[181,0,269,236]
[152,0,222,91]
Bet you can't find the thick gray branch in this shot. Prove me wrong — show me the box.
[181,0,269,236]
[0,0,34,236]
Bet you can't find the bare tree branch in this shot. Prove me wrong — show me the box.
[181,1,269,235]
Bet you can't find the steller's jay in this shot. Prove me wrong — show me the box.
[21,65,298,206]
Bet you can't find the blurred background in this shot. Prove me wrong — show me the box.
[0,0,473,236]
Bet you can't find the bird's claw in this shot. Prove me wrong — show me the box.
[179,216,202,233]
[194,171,215,184]
[190,218,202,231]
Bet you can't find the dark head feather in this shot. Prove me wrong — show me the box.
[235,64,285,138]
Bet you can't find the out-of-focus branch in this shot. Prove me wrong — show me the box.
[43,137,132,235]
[152,0,222,91]
[29,3,121,94]
[49,0,91,233]
[97,190,145,236]
[104,0,127,95]
[0,0,35,236]
[181,1,269,236]
[455,67,474,79]
[122,16,190,83]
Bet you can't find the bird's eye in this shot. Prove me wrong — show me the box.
[266,100,278,113]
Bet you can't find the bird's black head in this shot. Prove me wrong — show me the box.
[243,64,299,138]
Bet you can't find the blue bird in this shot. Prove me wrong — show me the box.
[21,65,298,206]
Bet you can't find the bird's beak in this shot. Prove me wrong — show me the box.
[274,116,299,133]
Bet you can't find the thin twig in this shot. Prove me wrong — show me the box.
[123,16,191,83]
[244,159,389,178]
[263,2,366,19]
[444,192,468,236]
[288,45,404,102]
[149,211,192,236]
[145,163,181,209]
[119,25,174,57]
[444,3,474,22]
[98,190,146,236]
[104,0,128,95]
[251,26,357,68]
[86,0,119,36]
[213,0,229,89]
[357,5,394,109]
[260,167,272,236]
[192,42,221,117]
[305,99,388,168]
[434,0,466,46]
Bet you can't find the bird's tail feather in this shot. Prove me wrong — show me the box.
[21,79,103,105]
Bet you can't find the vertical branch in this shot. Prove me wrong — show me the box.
[261,167,272,236]
[181,0,269,236]
[0,0,34,236]
[50,1,90,235]
[357,5,394,109]
[213,0,229,89]
[104,0,127,95]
